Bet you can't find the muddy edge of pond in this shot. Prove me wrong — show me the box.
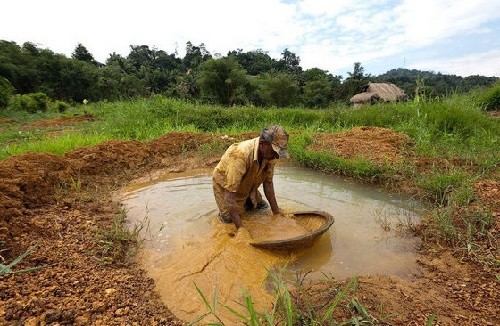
[0,129,498,325]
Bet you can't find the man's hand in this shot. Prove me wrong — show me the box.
[273,207,285,216]
[234,227,252,244]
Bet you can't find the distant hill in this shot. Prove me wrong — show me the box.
[373,68,498,98]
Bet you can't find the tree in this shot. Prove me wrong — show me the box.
[343,62,371,100]
[127,45,154,73]
[0,76,13,108]
[255,72,299,107]
[119,74,147,99]
[279,48,300,70]
[0,41,39,94]
[228,49,275,76]
[95,65,123,101]
[183,42,212,70]
[56,58,99,102]
[301,68,335,108]
[21,42,40,56]
[197,56,248,105]
[72,43,97,65]
[347,62,365,80]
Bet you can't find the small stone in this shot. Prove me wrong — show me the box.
[92,301,106,313]
[45,309,62,323]
[115,308,128,316]
[74,315,91,326]
[24,317,40,326]
[105,288,117,296]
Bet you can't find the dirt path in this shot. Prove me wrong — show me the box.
[0,129,498,325]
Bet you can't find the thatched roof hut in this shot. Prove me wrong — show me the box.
[350,82,406,107]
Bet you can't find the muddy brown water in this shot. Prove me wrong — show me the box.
[120,166,424,324]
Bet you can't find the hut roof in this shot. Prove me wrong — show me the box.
[350,82,406,104]
[350,92,378,103]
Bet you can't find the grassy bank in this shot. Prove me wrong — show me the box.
[1,94,498,202]
[2,94,498,159]
[1,95,498,247]
[1,94,498,324]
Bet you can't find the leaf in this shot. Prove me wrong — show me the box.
[194,282,213,312]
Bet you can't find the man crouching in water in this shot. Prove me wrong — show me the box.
[212,125,289,234]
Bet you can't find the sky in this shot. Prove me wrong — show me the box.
[1,0,499,78]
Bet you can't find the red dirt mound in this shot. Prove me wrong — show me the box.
[0,129,498,325]
[308,126,413,166]
[65,140,150,176]
[0,153,70,217]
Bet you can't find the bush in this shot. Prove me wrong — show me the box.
[478,84,500,111]
[8,92,49,113]
[31,92,48,112]
[0,77,13,109]
[52,100,70,113]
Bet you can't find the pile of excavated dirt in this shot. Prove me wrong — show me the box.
[0,127,498,325]
[307,126,413,166]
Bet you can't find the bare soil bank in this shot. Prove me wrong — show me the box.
[0,126,498,325]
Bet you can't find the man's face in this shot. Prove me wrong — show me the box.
[259,141,279,160]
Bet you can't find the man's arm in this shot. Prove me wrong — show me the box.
[224,190,243,229]
[263,180,281,215]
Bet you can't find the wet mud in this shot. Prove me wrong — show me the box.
[120,167,422,323]
[0,126,498,325]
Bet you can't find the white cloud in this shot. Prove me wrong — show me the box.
[410,50,500,77]
[296,0,500,75]
[391,0,499,46]
[0,0,498,76]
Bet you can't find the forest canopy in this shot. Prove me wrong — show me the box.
[0,39,498,108]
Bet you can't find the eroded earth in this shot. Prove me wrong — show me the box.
[0,122,498,325]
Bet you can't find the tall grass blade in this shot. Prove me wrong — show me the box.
[425,313,436,326]
[0,245,46,276]
[321,277,358,323]
[283,289,294,325]
[194,282,213,311]
[242,290,259,326]
[219,302,249,323]
[213,284,219,315]
[187,312,210,326]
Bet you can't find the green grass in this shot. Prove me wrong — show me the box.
[191,270,375,326]
[1,132,109,160]
[0,245,46,276]
[416,169,469,205]
[95,209,148,264]
[2,94,498,161]
[2,93,497,323]
[289,132,386,181]
[1,93,498,263]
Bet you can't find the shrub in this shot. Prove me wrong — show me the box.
[8,92,49,113]
[52,100,70,113]
[0,77,13,109]
[478,84,500,111]
[31,92,48,112]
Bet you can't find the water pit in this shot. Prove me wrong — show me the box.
[120,166,424,323]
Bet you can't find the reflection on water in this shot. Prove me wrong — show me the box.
[120,166,424,323]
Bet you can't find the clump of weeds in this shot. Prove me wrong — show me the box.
[190,268,387,325]
[94,208,149,264]
[0,245,46,276]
